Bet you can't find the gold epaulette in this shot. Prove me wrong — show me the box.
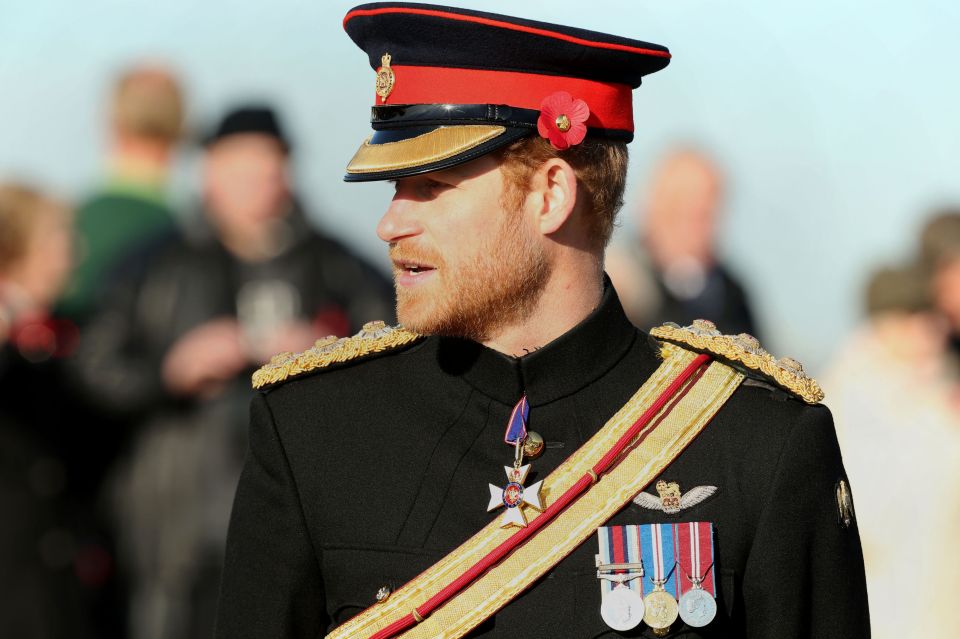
[649,319,824,404]
[252,321,423,389]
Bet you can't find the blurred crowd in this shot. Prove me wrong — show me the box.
[3,62,960,639]
[607,148,759,338]
[823,212,960,638]
[609,147,960,637]
[0,64,394,639]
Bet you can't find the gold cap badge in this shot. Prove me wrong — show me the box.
[375,52,395,103]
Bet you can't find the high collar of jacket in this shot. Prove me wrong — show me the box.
[434,280,639,407]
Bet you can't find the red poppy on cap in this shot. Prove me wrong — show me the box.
[537,91,590,150]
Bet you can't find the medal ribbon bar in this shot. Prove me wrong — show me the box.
[676,521,715,597]
[504,395,529,444]
[597,525,644,595]
[641,523,679,597]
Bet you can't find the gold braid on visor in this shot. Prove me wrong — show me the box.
[346,125,506,174]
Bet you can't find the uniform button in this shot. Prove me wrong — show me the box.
[376,586,391,602]
[522,431,545,459]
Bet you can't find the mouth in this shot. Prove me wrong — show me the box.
[396,260,435,274]
[393,259,438,286]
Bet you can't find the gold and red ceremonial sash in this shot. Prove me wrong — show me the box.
[326,343,744,639]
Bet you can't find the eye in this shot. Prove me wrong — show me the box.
[421,178,450,197]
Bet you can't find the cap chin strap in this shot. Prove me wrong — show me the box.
[372,103,540,129]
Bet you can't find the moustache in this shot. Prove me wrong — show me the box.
[389,243,445,269]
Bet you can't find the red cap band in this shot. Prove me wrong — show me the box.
[377,65,634,132]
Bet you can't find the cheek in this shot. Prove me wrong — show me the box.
[428,171,509,266]
[444,222,502,273]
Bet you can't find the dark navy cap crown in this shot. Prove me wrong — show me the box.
[344,2,670,87]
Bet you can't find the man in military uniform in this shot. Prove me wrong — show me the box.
[216,4,869,638]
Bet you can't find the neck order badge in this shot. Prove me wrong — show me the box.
[486,395,545,527]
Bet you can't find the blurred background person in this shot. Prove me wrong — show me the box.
[825,257,960,638]
[71,104,394,639]
[0,182,91,638]
[920,209,960,365]
[607,147,759,336]
[57,63,185,325]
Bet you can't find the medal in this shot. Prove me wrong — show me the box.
[601,586,645,631]
[486,460,543,527]
[676,521,718,628]
[640,523,679,633]
[596,525,645,631]
[486,396,543,527]
[643,587,679,632]
[679,587,717,627]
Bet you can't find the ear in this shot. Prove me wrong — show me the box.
[528,158,578,236]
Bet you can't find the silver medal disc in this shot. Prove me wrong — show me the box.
[678,588,717,627]
[600,586,645,631]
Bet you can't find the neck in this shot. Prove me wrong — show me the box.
[482,257,604,357]
[218,218,289,263]
[110,136,171,187]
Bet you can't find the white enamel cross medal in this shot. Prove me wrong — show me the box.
[487,463,543,527]
[488,396,544,527]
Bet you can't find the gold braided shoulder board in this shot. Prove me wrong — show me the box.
[649,319,824,404]
[251,321,423,389]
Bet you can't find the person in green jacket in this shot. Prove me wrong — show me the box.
[58,63,186,323]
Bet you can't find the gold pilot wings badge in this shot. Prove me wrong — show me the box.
[633,480,717,515]
[251,321,422,389]
[650,319,824,404]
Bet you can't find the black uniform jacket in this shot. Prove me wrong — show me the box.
[216,287,870,638]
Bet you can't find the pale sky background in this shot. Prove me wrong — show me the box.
[2,0,959,371]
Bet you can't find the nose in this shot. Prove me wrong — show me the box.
[376,194,423,243]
